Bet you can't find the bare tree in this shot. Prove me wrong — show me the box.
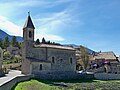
[80,45,89,70]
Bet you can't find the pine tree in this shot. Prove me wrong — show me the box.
[11,36,17,47]
[3,36,10,49]
[35,39,40,45]
[42,37,46,44]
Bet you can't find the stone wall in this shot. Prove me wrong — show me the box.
[47,48,76,71]
[33,72,94,80]
[95,73,120,80]
[31,62,51,74]
[0,75,31,90]
[30,47,46,60]
[22,59,31,74]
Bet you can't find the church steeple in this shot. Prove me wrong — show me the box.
[23,12,35,44]
[23,12,35,29]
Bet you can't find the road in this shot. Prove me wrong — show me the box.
[0,70,24,86]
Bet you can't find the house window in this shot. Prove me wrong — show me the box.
[39,64,42,70]
[52,57,55,63]
[29,31,32,38]
[70,58,72,64]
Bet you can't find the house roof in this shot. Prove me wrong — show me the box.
[26,57,51,63]
[23,14,35,29]
[94,52,116,60]
[34,44,75,50]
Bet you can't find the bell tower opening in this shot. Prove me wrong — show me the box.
[29,31,32,38]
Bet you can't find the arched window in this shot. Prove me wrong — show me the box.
[39,64,42,70]
[52,57,55,63]
[70,58,72,64]
[29,31,32,38]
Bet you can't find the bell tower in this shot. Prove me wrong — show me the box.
[23,12,35,58]
[22,12,35,74]
[23,12,35,47]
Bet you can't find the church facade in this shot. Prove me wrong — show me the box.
[22,14,76,79]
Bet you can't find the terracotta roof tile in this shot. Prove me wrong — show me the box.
[34,44,75,50]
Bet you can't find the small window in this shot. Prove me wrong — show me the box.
[52,57,55,63]
[70,58,72,64]
[29,31,32,38]
[39,64,42,70]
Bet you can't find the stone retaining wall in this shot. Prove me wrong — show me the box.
[0,73,94,90]
[95,73,120,80]
[0,75,30,90]
[33,72,94,80]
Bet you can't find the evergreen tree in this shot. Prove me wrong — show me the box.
[0,38,3,48]
[3,36,10,49]
[47,41,50,44]
[42,37,46,44]
[11,36,17,47]
[35,39,40,45]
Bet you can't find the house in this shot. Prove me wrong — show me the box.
[90,52,117,68]
[21,14,76,80]
[89,51,120,74]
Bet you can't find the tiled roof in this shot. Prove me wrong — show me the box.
[94,52,116,60]
[34,44,75,50]
[23,15,35,29]
[26,57,51,63]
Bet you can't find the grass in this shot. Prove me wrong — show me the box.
[12,79,120,90]
[13,80,60,90]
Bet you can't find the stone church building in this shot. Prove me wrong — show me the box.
[22,14,76,79]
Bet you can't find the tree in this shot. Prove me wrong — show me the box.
[42,37,46,44]
[17,42,22,49]
[47,41,50,44]
[0,38,3,48]
[14,55,22,63]
[3,51,11,60]
[35,39,40,45]
[11,36,18,47]
[80,45,89,70]
[3,36,10,49]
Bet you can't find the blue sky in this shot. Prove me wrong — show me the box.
[0,0,120,55]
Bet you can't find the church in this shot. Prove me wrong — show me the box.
[22,14,76,80]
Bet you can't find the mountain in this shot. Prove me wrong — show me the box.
[64,44,96,54]
[64,44,79,47]
[0,29,22,42]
